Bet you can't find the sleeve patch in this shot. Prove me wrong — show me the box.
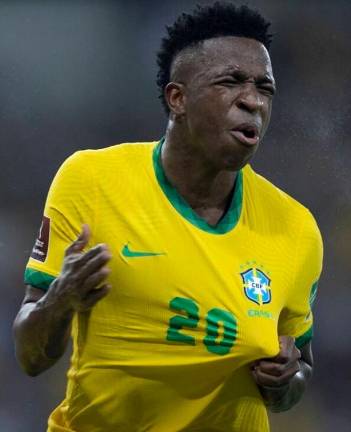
[24,268,56,290]
[30,216,50,262]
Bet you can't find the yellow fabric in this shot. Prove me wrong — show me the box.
[25,141,323,432]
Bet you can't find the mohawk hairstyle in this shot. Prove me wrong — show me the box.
[156,2,272,113]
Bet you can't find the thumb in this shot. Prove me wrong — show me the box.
[65,224,91,256]
[272,336,297,364]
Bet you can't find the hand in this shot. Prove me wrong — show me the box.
[46,224,112,313]
[251,336,301,389]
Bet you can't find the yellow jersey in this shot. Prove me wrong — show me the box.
[25,139,323,432]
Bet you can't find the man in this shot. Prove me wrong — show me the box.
[13,2,323,431]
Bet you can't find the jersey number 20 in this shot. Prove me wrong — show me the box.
[166,297,238,356]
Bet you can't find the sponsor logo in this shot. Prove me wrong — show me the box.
[240,264,272,305]
[121,243,165,258]
[31,216,50,262]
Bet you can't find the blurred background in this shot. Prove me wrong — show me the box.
[0,0,350,431]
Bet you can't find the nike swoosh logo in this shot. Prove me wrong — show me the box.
[121,244,165,258]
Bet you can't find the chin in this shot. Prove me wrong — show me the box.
[218,146,256,171]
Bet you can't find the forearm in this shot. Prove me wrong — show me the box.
[259,359,312,412]
[13,284,74,376]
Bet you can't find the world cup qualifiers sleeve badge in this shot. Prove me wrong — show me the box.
[31,216,50,262]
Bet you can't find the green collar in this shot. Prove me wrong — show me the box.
[152,138,243,235]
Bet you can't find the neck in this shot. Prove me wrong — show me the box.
[161,124,238,212]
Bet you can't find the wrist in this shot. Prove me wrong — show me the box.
[258,366,309,412]
[259,383,291,412]
[36,282,75,319]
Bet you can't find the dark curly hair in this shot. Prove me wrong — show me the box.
[156,2,273,114]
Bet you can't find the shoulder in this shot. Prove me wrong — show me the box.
[69,141,157,168]
[243,165,322,242]
[48,141,157,200]
[243,164,306,213]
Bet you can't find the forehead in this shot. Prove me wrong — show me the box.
[186,36,273,80]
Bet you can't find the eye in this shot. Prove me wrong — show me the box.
[214,77,239,87]
[258,85,276,96]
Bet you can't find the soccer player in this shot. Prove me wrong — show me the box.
[13,2,323,431]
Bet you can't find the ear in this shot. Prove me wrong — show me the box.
[164,82,186,117]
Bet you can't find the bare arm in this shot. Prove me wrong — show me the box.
[252,336,313,412]
[13,284,75,376]
[13,225,111,376]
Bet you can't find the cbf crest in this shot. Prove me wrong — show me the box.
[240,263,272,305]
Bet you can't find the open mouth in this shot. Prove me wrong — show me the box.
[230,124,259,146]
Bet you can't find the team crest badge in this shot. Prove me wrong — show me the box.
[240,266,271,305]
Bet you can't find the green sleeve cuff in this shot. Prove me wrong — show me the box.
[295,326,313,349]
[24,268,56,291]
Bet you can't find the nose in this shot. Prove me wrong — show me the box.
[235,84,264,114]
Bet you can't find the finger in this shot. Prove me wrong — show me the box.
[273,346,301,364]
[256,359,300,376]
[72,224,90,251]
[81,284,111,310]
[65,224,91,256]
[83,267,111,292]
[253,363,300,387]
[253,368,285,387]
[75,243,110,267]
[256,360,287,377]
[273,336,300,364]
[74,250,112,282]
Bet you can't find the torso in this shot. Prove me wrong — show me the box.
[25,140,320,432]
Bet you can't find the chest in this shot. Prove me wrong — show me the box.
[90,206,294,364]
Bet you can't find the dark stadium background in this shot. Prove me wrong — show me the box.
[0,1,350,430]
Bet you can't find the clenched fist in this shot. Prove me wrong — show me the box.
[251,336,301,388]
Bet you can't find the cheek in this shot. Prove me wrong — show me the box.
[261,102,272,135]
[186,92,227,134]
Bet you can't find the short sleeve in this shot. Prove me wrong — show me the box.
[278,210,323,348]
[24,151,96,290]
